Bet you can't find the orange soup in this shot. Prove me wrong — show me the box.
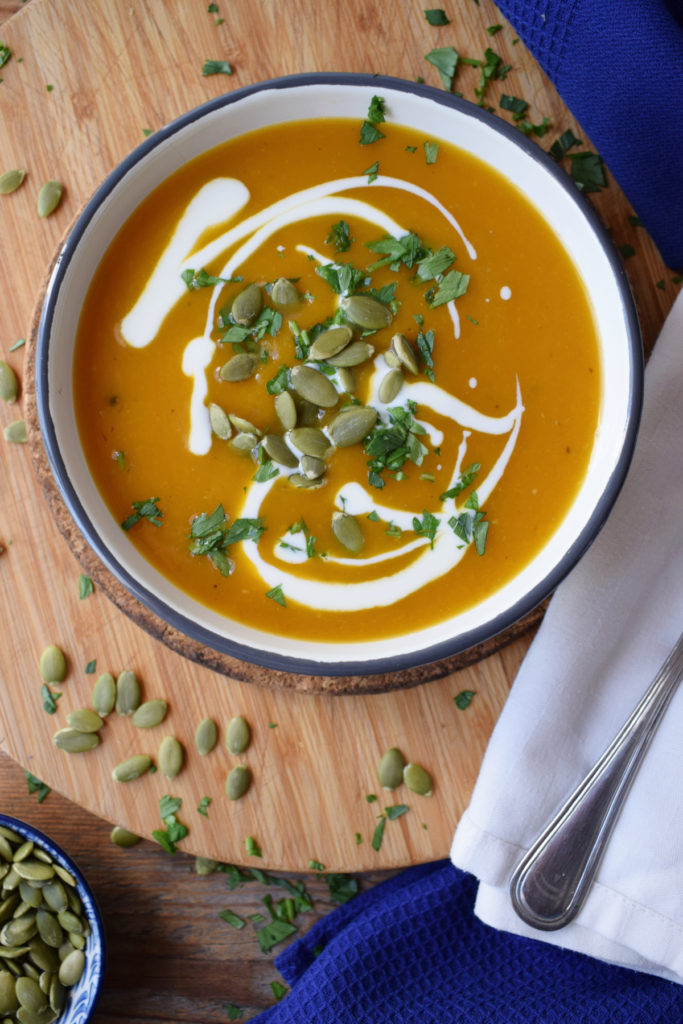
[73,116,600,642]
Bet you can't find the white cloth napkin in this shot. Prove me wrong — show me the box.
[451,290,683,984]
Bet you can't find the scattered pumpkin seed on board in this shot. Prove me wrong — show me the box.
[0,361,18,403]
[0,168,26,194]
[131,699,168,729]
[194,717,218,755]
[39,645,67,683]
[114,669,141,715]
[403,762,433,796]
[226,715,250,755]
[111,754,152,782]
[110,826,140,848]
[226,764,251,801]
[37,179,63,217]
[378,747,406,790]
[53,728,99,754]
[157,736,183,779]
[4,418,27,443]
[91,672,116,716]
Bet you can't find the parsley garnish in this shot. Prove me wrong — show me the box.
[548,128,581,162]
[424,140,439,164]
[121,497,163,531]
[366,232,427,271]
[363,160,379,184]
[219,908,246,929]
[41,683,61,714]
[325,873,359,903]
[252,450,279,483]
[266,365,290,395]
[570,151,606,193]
[364,401,429,488]
[499,94,529,120]
[188,505,265,577]
[413,510,440,548]
[618,244,635,260]
[256,919,297,953]
[266,584,286,607]
[326,220,353,252]
[448,491,489,555]
[78,574,94,599]
[317,261,364,296]
[416,246,455,280]
[385,804,409,820]
[367,95,386,124]
[25,771,50,803]
[225,1005,243,1021]
[424,9,450,25]
[365,793,378,803]
[9,338,25,352]
[473,48,510,105]
[454,689,476,710]
[416,328,435,381]
[425,46,459,90]
[181,267,238,290]
[308,859,325,872]
[270,981,288,1001]
[517,115,551,138]
[0,43,11,69]
[197,796,211,817]
[371,816,386,851]
[85,659,97,674]
[202,59,233,76]
[439,462,480,501]
[360,120,385,146]
[152,795,188,854]
[487,23,503,34]
[428,269,470,306]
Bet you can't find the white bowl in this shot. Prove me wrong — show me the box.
[35,73,642,677]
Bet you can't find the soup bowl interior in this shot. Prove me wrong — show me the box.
[36,73,641,677]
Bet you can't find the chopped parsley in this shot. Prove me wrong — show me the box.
[367,95,386,124]
[202,59,233,76]
[197,796,211,817]
[225,1006,243,1021]
[181,267,238,290]
[25,771,50,803]
[363,160,379,183]
[256,919,297,953]
[266,365,290,395]
[486,23,503,34]
[270,981,288,1001]
[618,244,635,260]
[360,120,385,145]
[252,450,280,483]
[413,510,440,548]
[424,140,439,164]
[0,43,11,69]
[41,683,61,714]
[548,128,582,162]
[78,574,94,599]
[473,48,511,105]
[425,46,459,90]
[308,859,325,872]
[365,793,378,803]
[517,115,551,138]
[385,804,409,820]
[424,8,450,25]
[219,908,246,929]
[364,401,429,488]
[266,584,286,607]
[317,261,365,295]
[121,497,163,531]
[454,689,476,710]
[188,505,265,577]
[85,659,97,674]
[366,231,427,271]
[439,462,480,501]
[416,246,455,280]
[448,491,489,555]
[499,94,529,120]
[152,795,188,854]
[371,815,386,851]
[245,835,262,858]
[326,219,353,252]
[428,269,470,306]
[325,873,359,903]
[416,329,434,381]
[570,151,606,193]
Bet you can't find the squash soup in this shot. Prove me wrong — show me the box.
[73,115,601,643]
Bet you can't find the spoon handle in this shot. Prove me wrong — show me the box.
[510,631,683,930]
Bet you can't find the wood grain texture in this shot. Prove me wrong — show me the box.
[0,0,679,877]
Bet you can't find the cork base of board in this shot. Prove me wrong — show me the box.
[0,0,672,871]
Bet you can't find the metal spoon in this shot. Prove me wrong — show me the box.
[510,630,683,930]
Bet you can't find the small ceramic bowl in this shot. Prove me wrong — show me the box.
[34,73,642,678]
[0,813,105,1023]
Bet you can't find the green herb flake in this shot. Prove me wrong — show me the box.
[208,2,219,10]
[257,919,297,953]
[486,23,503,34]
[360,120,385,145]
[570,151,606,193]
[46,84,54,92]
[439,462,480,500]
[41,683,62,714]
[84,659,97,675]
[429,269,470,307]
[499,94,529,119]
[454,689,476,710]
[219,908,247,929]
[266,584,286,607]
[367,95,386,124]
[121,497,163,531]
[424,9,450,25]
[269,721,278,729]
[326,873,359,904]
[270,981,288,1001]
[413,510,440,548]
[182,267,238,290]
[363,160,380,184]
[25,771,50,803]
[9,338,26,352]
[326,219,353,252]
[517,115,551,138]
[385,804,409,820]
[225,1004,243,1021]
[355,832,362,844]
[78,574,94,599]
[308,859,325,872]
[266,364,290,395]
[656,279,666,290]
[425,46,459,90]
[197,796,211,817]
[371,815,387,851]
[424,140,439,164]
[618,244,635,259]
[548,128,581,162]
[405,145,417,153]
[672,274,683,285]
[628,214,643,227]
[0,43,11,69]
[245,835,262,857]
[365,793,378,803]
[253,454,280,484]
[202,59,233,76]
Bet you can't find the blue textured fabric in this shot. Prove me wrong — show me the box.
[494,0,683,269]
[253,863,683,1023]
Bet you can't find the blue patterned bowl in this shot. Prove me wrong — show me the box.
[0,813,105,1023]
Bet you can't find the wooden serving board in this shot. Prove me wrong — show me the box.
[0,0,675,871]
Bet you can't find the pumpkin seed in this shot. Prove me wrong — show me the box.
[290,365,338,408]
[40,885,66,915]
[3,868,20,891]
[378,747,405,790]
[0,837,13,862]
[131,699,168,729]
[110,827,140,849]
[383,348,401,368]
[14,976,46,1013]
[308,325,353,361]
[331,512,364,553]
[57,948,84,988]
[158,736,183,779]
[230,430,258,452]
[111,754,152,783]
[115,669,140,715]
[274,390,297,431]
[289,427,331,459]
[194,717,218,756]
[378,367,404,404]
[0,828,21,844]
[300,455,325,480]
[226,716,250,755]
[12,842,33,864]
[288,473,324,489]
[18,885,41,911]
[403,762,433,796]
[220,352,259,382]
[225,764,251,801]
[66,932,85,951]
[337,367,355,393]
[17,1005,59,1024]
[34,913,61,951]
[48,975,65,1014]
[228,413,260,435]
[52,729,99,754]
[0,945,29,960]
[391,333,419,375]
[91,672,116,716]
[38,646,66,684]
[326,340,374,368]
[0,971,18,1014]
[51,867,75,889]
[262,433,298,468]
[194,856,218,876]
[293,396,319,426]
[0,169,26,195]
[29,937,59,973]
[3,419,27,443]
[37,970,50,995]
[1,914,37,945]
[341,294,392,330]
[55,910,81,936]
[327,406,376,448]
[37,181,63,218]
[11,864,53,885]
[271,278,299,309]
[208,403,232,440]
[0,362,18,404]
[65,709,103,734]
[230,283,262,326]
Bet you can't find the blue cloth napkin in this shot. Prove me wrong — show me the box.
[494,0,683,269]
[253,863,683,1022]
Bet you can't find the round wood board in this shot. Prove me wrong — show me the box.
[0,0,674,871]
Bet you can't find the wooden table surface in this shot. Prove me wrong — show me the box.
[1,0,679,1020]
